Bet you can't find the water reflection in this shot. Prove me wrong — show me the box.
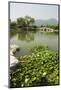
[10,30,58,57]
[16,31,35,42]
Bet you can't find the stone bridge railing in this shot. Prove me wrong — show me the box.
[39,27,58,32]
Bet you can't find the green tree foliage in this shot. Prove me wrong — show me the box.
[24,16,35,26]
[10,21,18,37]
[17,17,26,27]
[17,16,35,30]
[46,25,59,30]
[10,16,36,32]
[10,21,17,30]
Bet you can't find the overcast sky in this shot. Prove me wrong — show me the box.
[10,2,58,21]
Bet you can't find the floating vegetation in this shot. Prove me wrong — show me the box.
[10,46,59,87]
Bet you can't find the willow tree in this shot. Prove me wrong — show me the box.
[17,16,35,30]
[17,17,26,27]
[24,16,35,30]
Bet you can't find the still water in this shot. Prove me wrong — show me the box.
[10,31,58,57]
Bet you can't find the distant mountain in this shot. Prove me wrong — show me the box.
[34,18,58,26]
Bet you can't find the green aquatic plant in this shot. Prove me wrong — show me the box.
[10,46,59,87]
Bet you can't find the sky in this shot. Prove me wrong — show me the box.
[10,2,58,21]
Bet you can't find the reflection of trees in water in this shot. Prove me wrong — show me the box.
[10,28,21,37]
[17,31,35,42]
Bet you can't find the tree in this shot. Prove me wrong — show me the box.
[17,17,26,27]
[17,16,35,30]
[24,16,35,30]
[25,16,35,26]
[10,21,17,30]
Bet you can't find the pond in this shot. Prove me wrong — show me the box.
[10,30,58,57]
